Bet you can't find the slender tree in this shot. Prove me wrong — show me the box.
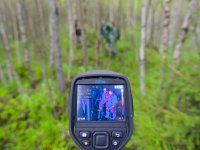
[16,0,35,88]
[169,0,184,51]
[0,0,13,82]
[139,0,147,96]
[159,0,171,89]
[81,0,88,70]
[48,0,66,93]
[35,0,54,102]
[0,62,6,85]
[162,0,171,49]
[0,0,24,93]
[10,0,21,65]
[127,0,135,44]
[109,0,114,22]
[67,0,74,81]
[174,0,197,64]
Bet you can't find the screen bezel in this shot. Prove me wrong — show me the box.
[76,84,126,122]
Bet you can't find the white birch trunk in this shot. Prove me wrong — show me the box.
[81,0,88,70]
[173,0,197,64]
[16,0,35,88]
[159,0,171,89]
[48,0,66,93]
[162,0,171,49]
[146,7,153,47]
[36,0,54,101]
[67,0,74,81]
[129,0,135,44]
[169,0,184,51]
[0,62,6,85]
[0,26,14,82]
[11,3,21,65]
[0,1,13,82]
[0,2,24,93]
[109,0,114,22]
[139,1,147,96]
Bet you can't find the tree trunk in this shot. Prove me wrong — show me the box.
[0,62,6,85]
[35,0,54,102]
[128,0,135,44]
[146,7,153,47]
[0,1,24,93]
[169,0,184,51]
[11,1,21,65]
[173,0,197,64]
[162,0,171,49]
[139,0,147,96]
[165,0,198,101]
[81,0,88,70]
[48,0,66,93]
[0,1,13,82]
[67,0,74,81]
[109,0,114,22]
[118,0,123,30]
[16,0,35,88]
[159,0,171,89]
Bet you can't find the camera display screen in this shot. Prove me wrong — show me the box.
[77,85,125,121]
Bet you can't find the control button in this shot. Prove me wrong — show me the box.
[112,140,120,146]
[79,131,90,138]
[93,132,109,149]
[82,140,90,146]
[112,131,123,138]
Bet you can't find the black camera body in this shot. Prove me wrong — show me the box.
[69,70,134,150]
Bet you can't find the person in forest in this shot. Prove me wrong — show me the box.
[105,21,120,56]
[97,19,108,54]
[100,19,107,39]
[74,19,82,47]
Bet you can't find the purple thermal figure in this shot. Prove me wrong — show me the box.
[99,100,104,110]
[82,99,90,120]
[107,90,117,119]
[98,88,108,120]
[83,99,87,105]
[122,105,124,111]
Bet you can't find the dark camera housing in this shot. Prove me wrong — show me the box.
[69,70,134,150]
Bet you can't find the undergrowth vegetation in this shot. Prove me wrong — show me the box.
[0,28,200,150]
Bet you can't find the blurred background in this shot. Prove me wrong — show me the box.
[0,0,200,149]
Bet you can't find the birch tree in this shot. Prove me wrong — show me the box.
[139,0,147,96]
[0,0,24,93]
[109,0,114,22]
[35,0,54,101]
[10,1,21,65]
[67,0,74,81]
[16,0,35,88]
[81,0,88,70]
[0,0,13,82]
[48,0,66,93]
[127,0,135,44]
[162,0,171,50]
[174,0,197,64]
[169,0,184,51]
[159,0,171,88]
[0,62,6,85]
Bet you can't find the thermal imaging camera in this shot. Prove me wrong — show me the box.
[69,70,134,150]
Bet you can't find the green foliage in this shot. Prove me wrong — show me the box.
[0,27,200,150]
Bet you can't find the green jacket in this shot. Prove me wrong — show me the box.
[106,27,120,43]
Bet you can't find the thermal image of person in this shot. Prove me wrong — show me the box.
[105,90,117,120]
[98,88,108,120]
